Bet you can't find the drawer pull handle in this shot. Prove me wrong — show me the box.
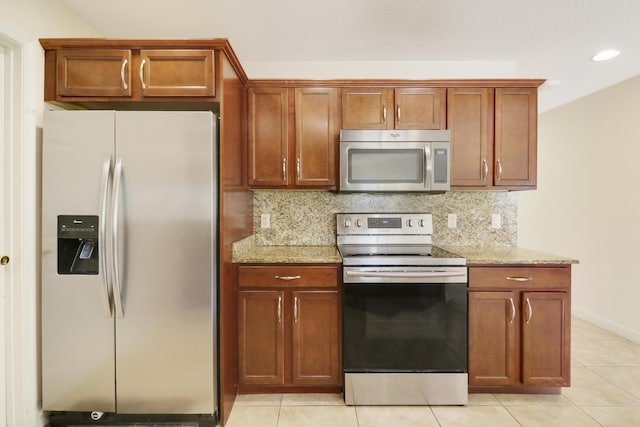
[506,276,533,282]
[274,275,301,281]
[525,298,533,324]
[509,297,516,324]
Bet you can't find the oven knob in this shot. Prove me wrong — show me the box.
[344,219,351,227]
[407,219,413,227]
[419,219,425,227]
[356,219,363,227]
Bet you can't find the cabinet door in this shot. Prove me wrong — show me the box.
[395,88,446,129]
[248,87,289,187]
[295,88,339,187]
[341,88,394,129]
[56,49,132,97]
[494,88,537,187]
[238,291,285,385]
[291,291,340,386]
[521,292,570,386]
[139,50,215,97]
[468,291,518,386]
[448,88,494,187]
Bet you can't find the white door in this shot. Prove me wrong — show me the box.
[0,42,8,427]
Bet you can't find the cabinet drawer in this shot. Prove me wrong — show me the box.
[469,266,570,289]
[238,265,339,288]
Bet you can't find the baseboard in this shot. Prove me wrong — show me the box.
[573,307,640,343]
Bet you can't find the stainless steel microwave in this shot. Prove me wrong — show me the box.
[339,129,451,192]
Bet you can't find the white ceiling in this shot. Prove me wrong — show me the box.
[62,0,640,112]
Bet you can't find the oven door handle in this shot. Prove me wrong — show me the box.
[345,270,466,279]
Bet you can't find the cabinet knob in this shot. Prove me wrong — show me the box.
[0,255,9,266]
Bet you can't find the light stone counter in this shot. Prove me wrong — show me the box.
[442,246,579,265]
[233,244,342,264]
[233,236,578,265]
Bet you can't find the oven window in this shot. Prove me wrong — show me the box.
[348,149,424,183]
[343,283,467,373]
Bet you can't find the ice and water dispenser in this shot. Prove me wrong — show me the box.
[57,215,99,275]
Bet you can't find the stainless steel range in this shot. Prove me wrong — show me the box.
[337,213,468,406]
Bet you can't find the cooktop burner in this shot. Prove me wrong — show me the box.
[338,244,433,257]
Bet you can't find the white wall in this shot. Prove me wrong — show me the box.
[0,0,100,123]
[0,2,99,426]
[519,75,640,343]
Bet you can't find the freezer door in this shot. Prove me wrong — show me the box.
[113,111,216,414]
[41,110,117,411]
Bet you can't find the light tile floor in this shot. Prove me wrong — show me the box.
[224,317,640,426]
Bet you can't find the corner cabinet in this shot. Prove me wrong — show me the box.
[448,87,537,190]
[237,264,341,392]
[468,265,571,391]
[248,87,339,189]
[341,87,446,130]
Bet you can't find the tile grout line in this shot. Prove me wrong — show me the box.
[496,393,525,427]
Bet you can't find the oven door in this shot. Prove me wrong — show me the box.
[342,278,468,374]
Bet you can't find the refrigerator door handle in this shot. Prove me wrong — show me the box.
[99,155,114,318]
[111,155,125,318]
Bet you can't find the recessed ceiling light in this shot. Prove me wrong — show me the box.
[591,49,621,62]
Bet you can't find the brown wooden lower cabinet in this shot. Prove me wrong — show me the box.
[468,265,571,391]
[237,265,341,392]
[238,290,284,385]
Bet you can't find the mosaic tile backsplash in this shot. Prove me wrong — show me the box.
[252,190,517,247]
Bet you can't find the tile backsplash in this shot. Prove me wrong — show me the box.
[252,190,517,247]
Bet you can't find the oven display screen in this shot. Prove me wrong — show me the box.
[368,217,402,229]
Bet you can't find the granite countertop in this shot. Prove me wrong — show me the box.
[233,244,577,265]
[233,245,342,264]
[232,235,578,265]
[441,246,579,265]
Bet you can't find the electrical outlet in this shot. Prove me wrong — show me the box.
[448,214,457,228]
[491,214,502,229]
[260,213,271,229]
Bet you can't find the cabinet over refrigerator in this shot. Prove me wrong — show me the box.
[41,110,218,425]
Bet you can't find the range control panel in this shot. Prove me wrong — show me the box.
[337,213,433,235]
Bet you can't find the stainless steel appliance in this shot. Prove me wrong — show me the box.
[339,129,450,192]
[41,110,217,425]
[337,213,468,405]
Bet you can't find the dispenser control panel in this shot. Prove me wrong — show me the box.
[57,215,99,275]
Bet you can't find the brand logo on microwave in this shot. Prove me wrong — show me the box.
[390,132,401,138]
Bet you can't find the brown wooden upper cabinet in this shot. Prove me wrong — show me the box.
[341,87,446,130]
[448,87,537,190]
[55,49,215,100]
[248,87,339,189]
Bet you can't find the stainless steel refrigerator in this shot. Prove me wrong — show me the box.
[41,110,217,422]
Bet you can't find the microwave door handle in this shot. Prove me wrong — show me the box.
[425,146,432,189]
